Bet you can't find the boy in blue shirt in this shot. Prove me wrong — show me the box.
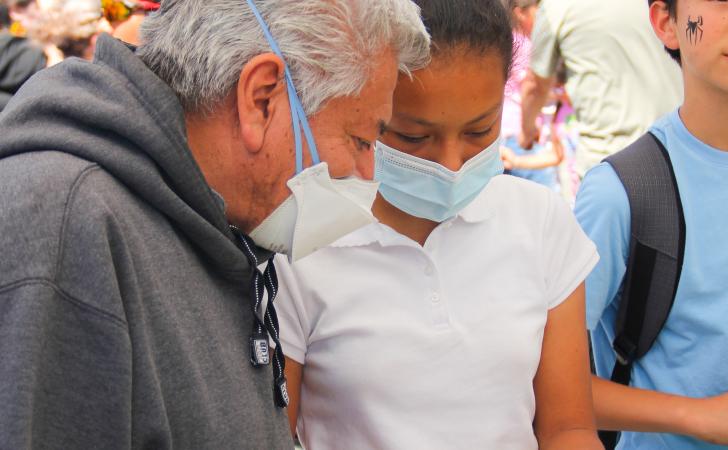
[575,0,728,448]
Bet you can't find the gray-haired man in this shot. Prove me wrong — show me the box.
[0,0,429,448]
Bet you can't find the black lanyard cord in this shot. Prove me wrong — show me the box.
[230,226,289,408]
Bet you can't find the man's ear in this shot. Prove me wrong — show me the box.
[650,1,680,53]
[236,53,287,154]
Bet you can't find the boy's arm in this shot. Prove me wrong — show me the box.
[592,376,728,444]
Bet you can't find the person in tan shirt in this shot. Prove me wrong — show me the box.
[521,0,683,177]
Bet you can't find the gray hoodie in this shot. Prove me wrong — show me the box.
[0,34,293,449]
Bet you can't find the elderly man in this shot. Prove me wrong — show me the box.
[0,0,429,448]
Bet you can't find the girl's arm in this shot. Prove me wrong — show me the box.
[533,282,604,450]
[284,357,304,437]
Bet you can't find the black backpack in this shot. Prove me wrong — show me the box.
[596,132,686,450]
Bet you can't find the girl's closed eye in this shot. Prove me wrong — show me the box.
[466,127,493,138]
[393,132,429,144]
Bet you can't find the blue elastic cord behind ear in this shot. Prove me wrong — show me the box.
[244,0,321,174]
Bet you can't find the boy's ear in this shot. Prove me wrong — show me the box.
[649,1,680,52]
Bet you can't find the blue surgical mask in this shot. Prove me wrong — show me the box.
[374,137,503,222]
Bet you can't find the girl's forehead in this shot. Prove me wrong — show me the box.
[391,53,505,127]
[395,50,505,98]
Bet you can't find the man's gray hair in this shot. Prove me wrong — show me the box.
[137,0,431,114]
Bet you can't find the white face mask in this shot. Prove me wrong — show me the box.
[250,163,379,261]
[243,1,379,261]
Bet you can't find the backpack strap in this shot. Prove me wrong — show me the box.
[598,132,686,450]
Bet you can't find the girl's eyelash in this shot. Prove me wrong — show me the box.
[395,132,428,143]
[468,128,493,137]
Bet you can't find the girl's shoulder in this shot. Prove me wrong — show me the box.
[469,174,558,221]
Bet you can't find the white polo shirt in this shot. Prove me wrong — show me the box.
[275,175,598,450]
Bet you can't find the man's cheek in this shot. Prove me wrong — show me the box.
[315,137,356,178]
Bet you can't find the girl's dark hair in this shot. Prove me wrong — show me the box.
[648,0,680,63]
[412,0,514,79]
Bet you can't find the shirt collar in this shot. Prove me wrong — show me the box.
[456,182,497,223]
[330,182,497,249]
[329,222,400,248]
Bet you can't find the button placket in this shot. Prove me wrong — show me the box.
[423,254,449,328]
[424,262,435,276]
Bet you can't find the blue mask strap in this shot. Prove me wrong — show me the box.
[244,0,321,174]
[293,99,320,170]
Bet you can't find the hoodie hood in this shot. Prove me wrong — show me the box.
[0,33,270,277]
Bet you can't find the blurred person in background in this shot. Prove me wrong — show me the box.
[0,0,46,112]
[102,0,159,46]
[499,0,562,192]
[26,0,106,63]
[2,0,38,36]
[0,0,430,448]
[521,0,683,177]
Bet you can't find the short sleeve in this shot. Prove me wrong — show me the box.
[574,163,631,330]
[542,191,600,310]
[272,255,310,364]
[529,0,563,79]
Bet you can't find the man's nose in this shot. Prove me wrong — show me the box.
[354,146,376,180]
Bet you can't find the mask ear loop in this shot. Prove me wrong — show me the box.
[286,82,305,174]
[244,0,320,174]
[293,97,320,166]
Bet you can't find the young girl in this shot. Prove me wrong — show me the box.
[275,1,602,448]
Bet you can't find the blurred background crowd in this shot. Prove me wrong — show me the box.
[0,0,158,110]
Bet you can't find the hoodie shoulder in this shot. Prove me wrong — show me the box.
[0,151,98,286]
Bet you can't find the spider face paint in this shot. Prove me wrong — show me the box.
[686,15,704,45]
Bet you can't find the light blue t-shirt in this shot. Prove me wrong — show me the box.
[575,109,728,450]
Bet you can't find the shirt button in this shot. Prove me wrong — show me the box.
[431,293,440,303]
[424,264,434,276]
